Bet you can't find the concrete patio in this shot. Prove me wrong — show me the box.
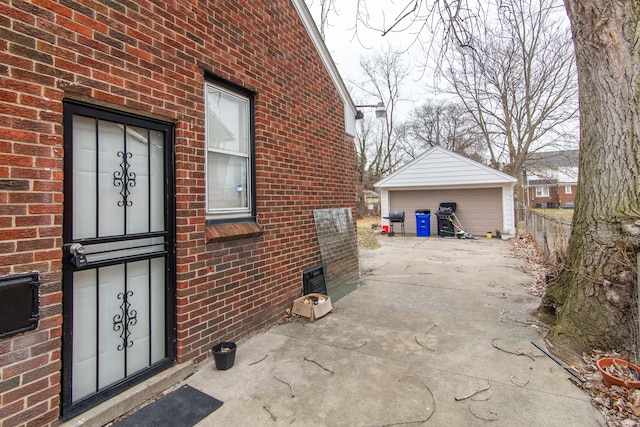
[182,235,604,426]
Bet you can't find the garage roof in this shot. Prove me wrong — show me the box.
[375,146,517,189]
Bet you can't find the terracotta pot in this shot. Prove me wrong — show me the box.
[597,357,640,388]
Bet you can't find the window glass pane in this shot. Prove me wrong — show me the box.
[205,82,253,215]
[536,187,549,197]
[125,125,150,235]
[72,115,98,239]
[97,120,125,237]
[207,153,248,209]
[206,87,248,155]
[149,130,165,231]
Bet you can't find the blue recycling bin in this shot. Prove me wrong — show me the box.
[415,210,431,237]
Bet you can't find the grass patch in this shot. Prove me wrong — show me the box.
[357,216,381,250]
[532,208,574,221]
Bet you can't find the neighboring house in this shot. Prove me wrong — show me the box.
[523,150,579,208]
[375,146,517,237]
[0,1,358,425]
[362,190,380,214]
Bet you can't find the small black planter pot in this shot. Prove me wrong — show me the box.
[212,341,237,370]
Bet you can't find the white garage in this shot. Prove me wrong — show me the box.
[375,146,517,238]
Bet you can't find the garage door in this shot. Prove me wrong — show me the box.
[389,188,503,236]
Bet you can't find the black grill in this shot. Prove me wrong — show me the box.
[388,210,405,222]
[385,210,405,236]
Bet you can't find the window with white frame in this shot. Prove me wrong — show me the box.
[536,187,550,197]
[205,82,254,219]
[565,185,572,194]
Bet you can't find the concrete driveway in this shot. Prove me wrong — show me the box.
[187,236,603,426]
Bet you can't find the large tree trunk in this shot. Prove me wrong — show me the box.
[539,1,640,359]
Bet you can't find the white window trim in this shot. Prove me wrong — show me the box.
[564,185,572,194]
[205,82,253,220]
[536,187,550,197]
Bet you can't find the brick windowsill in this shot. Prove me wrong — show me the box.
[205,221,264,243]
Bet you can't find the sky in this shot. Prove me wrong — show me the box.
[304,1,579,153]
[304,1,433,120]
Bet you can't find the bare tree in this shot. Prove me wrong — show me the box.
[348,0,640,359]
[354,114,386,216]
[354,113,383,186]
[305,0,338,40]
[352,47,410,176]
[538,0,640,358]
[396,100,485,162]
[441,0,578,185]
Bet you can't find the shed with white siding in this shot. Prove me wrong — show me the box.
[374,146,517,238]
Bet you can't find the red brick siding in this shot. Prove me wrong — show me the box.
[0,1,356,425]
[527,185,576,208]
[558,184,576,207]
[528,185,559,207]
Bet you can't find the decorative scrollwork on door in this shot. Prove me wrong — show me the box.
[112,290,138,351]
[113,151,137,207]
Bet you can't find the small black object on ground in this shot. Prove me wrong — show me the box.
[212,341,237,370]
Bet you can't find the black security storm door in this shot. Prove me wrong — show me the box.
[61,101,176,419]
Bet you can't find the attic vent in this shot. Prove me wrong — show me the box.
[302,265,326,295]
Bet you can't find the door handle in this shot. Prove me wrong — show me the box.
[68,243,88,268]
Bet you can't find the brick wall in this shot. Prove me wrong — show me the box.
[528,184,576,208]
[528,185,559,208]
[558,184,576,207]
[0,1,356,425]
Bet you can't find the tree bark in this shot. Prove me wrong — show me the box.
[540,0,640,357]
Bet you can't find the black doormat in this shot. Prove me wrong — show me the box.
[114,385,223,427]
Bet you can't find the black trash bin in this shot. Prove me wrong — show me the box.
[436,202,457,237]
[415,209,431,237]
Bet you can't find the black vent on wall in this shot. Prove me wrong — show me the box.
[303,265,327,295]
